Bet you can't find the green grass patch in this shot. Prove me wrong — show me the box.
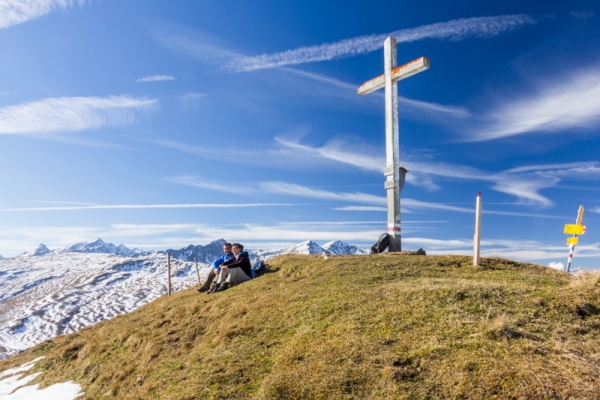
[2,255,600,399]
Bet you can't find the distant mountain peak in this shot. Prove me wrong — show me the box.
[285,240,324,255]
[322,240,366,255]
[9,237,367,261]
[64,238,135,256]
[22,244,51,257]
[164,238,228,263]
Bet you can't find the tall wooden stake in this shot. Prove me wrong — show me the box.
[473,192,482,266]
[195,257,201,286]
[167,252,172,296]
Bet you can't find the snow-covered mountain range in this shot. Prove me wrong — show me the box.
[0,238,366,360]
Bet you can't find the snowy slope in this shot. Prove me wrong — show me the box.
[0,252,210,360]
[0,238,366,360]
[249,247,287,260]
[323,240,368,255]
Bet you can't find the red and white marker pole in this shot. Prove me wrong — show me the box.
[566,244,575,273]
[473,192,482,266]
[565,205,585,274]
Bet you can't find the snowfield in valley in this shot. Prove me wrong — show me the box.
[0,238,366,360]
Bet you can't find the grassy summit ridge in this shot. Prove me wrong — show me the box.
[2,254,600,399]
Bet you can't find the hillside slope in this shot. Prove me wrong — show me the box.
[1,255,599,399]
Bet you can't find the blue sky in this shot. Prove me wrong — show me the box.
[0,0,599,268]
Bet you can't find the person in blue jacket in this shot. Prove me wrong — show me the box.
[197,242,233,292]
[208,242,252,293]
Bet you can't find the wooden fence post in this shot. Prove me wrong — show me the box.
[167,253,172,296]
[195,257,201,286]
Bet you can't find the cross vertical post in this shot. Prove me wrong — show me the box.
[357,37,429,253]
[384,37,401,251]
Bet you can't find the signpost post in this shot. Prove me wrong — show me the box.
[564,205,585,273]
[357,37,430,252]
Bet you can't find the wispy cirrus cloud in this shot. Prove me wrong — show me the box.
[153,26,469,119]
[259,181,386,206]
[0,96,157,135]
[165,176,250,195]
[225,15,535,72]
[471,68,600,141]
[336,206,387,212]
[135,75,175,83]
[283,68,470,118]
[168,177,567,219]
[178,92,207,110]
[0,202,296,212]
[163,133,600,208]
[0,0,85,29]
[275,136,600,207]
[591,207,600,214]
[570,10,594,19]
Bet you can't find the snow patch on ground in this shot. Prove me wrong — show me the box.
[549,262,565,271]
[0,238,365,360]
[0,253,210,360]
[0,357,83,399]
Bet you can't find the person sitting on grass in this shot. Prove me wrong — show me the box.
[197,242,233,292]
[208,242,252,293]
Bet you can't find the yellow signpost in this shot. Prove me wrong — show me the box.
[566,237,579,246]
[564,224,585,235]
[564,205,585,273]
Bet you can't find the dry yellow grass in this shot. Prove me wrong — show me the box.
[1,254,600,399]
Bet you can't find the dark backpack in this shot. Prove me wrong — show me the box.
[251,260,267,278]
[370,233,390,254]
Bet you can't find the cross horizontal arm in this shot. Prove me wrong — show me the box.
[357,56,430,96]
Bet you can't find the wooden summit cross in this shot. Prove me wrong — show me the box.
[357,37,430,252]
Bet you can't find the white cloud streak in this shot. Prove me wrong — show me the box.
[165,176,252,195]
[153,26,468,119]
[275,136,600,207]
[178,92,207,110]
[283,68,470,118]
[336,206,387,212]
[0,203,297,212]
[0,0,84,29]
[225,15,535,72]
[0,96,157,135]
[259,181,386,205]
[472,68,600,141]
[570,10,594,19]
[135,75,175,82]
[166,172,577,218]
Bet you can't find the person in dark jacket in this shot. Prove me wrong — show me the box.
[208,243,252,293]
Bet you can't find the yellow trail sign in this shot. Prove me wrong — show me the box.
[567,237,579,246]
[564,224,585,235]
